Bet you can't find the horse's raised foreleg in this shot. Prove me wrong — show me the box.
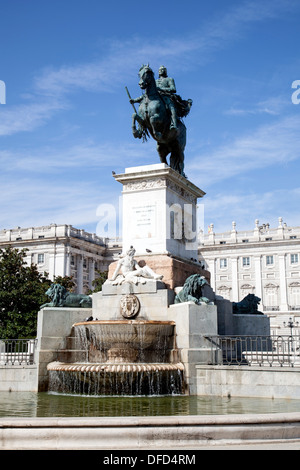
[132,112,144,139]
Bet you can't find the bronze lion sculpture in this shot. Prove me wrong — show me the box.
[232,294,263,315]
[40,283,92,308]
[174,274,210,305]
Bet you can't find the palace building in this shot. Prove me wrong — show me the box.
[1,218,299,331]
[0,224,108,294]
[198,217,300,331]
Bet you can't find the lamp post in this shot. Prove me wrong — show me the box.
[283,317,299,355]
[283,317,299,336]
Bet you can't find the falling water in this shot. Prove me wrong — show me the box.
[48,320,185,396]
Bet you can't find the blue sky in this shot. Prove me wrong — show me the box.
[1,0,300,237]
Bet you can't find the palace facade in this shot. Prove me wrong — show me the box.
[199,218,300,331]
[0,225,108,294]
[1,218,299,331]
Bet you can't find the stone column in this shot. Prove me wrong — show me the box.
[207,257,216,292]
[48,247,56,281]
[231,257,239,302]
[279,254,288,311]
[65,247,71,277]
[254,255,262,301]
[89,258,95,290]
[77,255,83,294]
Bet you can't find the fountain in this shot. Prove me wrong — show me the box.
[38,165,220,397]
[47,319,184,396]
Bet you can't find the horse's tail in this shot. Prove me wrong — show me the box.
[174,96,193,118]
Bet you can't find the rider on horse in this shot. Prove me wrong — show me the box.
[155,66,178,131]
[128,64,193,177]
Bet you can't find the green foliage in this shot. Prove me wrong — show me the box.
[88,270,108,294]
[53,275,75,291]
[0,246,51,339]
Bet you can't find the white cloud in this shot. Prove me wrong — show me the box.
[202,187,300,233]
[0,99,67,136]
[224,96,289,116]
[0,175,118,231]
[34,0,296,95]
[187,115,300,186]
[0,140,153,174]
[0,0,297,137]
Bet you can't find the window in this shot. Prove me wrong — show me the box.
[241,284,253,297]
[37,253,44,264]
[242,257,250,267]
[242,239,249,243]
[289,282,300,307]
[291,254,299,264]
[266,255,274,265]
[217,285,231,300]
[264,283,279,308]
[220,258,227,269]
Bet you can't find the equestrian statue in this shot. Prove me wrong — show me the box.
[126,65,192,177]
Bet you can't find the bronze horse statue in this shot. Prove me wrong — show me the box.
[129,65,192,177]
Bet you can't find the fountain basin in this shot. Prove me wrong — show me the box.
[47,361,184,373]
[74,320,175,347]
[47,319,185,396]
[47,361,185,396]
[72,320,177,363]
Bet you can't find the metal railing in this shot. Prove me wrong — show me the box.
[205,335,300,367]
[0,339,37,365]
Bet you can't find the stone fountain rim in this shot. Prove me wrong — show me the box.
[47,361,185,372]
[73,320,176,327]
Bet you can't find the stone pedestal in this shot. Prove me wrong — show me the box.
[168,303,220,395]
[114,163,205,261]
[233,314,271,336]
[108,253,210,290]
[36,307,91,391]
[93,280,173,321]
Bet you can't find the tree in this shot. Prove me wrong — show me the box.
[0,246,50,339]
[53,275,75,291]
[88,270,108,294]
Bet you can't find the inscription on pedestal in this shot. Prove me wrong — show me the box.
[132,204,156,238]
[115,164,205,258]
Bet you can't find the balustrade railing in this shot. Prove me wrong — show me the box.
[0,339,37,365]
[205,335,300,367]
